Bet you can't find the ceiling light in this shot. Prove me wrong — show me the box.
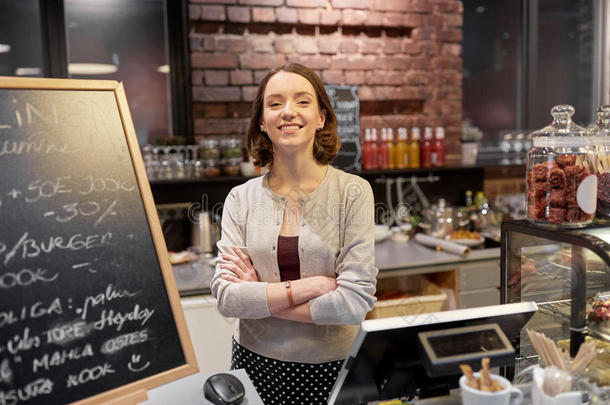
[0,44,10,53]
[157,64,170,74]
[15,67,42,76]
[68,63,118,75]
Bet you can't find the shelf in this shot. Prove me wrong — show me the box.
[526,300,610,344]
[537,300,572,322]
[588,324,610,342]
[502,220,610,270]
[147,162,527,186]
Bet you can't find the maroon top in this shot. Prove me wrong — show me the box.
[278,235,300,281]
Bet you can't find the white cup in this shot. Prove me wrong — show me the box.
[461,142,479,165]
[531,367,581,405]
[460,373,523,405]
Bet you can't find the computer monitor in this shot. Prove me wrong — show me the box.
[328,302,537,405]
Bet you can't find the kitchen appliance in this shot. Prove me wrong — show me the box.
[191,210,218,254]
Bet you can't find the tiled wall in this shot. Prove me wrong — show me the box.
[189,0,463,162]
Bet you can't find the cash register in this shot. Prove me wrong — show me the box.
[328,302,537,404]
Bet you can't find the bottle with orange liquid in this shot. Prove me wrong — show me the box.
[387,128,396,169]
[408,127,421,168]
[395,128,408,169]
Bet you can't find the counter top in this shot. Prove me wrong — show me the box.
[172,257,214,297]
[172,239,501,297]
[375,239,500,272]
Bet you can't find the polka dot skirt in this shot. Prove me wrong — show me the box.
[230,338,343,405]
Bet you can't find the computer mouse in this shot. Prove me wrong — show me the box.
[203,373,245,405]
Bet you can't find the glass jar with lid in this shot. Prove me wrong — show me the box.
[222,157,242,176]
[526,105,597,227]
[199,138,221,160]
[589,105,610,217]
[221,137,243,159]
[201,158,222,177]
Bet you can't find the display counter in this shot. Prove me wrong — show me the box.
[172,239,501,297]
[176,239,502,373]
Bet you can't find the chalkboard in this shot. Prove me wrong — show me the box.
[0,78,197,404]
[325,85,361,171]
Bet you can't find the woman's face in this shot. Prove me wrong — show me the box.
[260,71,326,156]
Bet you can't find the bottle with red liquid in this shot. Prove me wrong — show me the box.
[369,128,379,169]
[378,128,389,169]
[362,128,371,169]
[432,126,446,167]
[362,128,377,170]
[421,126,433,168]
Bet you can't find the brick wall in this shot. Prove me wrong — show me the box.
[189,0,463,163]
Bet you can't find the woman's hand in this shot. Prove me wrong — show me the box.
[312,276,338,296]
[219,247,259,283]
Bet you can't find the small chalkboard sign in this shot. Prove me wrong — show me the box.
[0,78,197,404]
[325,85,361,171]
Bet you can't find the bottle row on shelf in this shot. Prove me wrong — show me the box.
[361,126,446,170]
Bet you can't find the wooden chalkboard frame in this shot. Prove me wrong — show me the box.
[0,77,198,404]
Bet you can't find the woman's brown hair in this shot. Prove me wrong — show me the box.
[247,63,340,167]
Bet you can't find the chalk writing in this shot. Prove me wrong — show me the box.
[24,176,72,203]
[101,329,148,355]
[0,268,57,290]
[0,99,58,129]
[0,298,63,328]
[0,231,114,265]
[71,260,99,274]
[42,320,92,345]
[0,359,12,384]
[54,199,118,226]
[127,354,150,373]
[32,344,94,373]
[78,176,135,195]
[5,327,40,356]
[324,84,361,171]
[0,377,54,405]
[6,189,20,199]
[66,363,115,388]
[0,138,76,156]
[79,284,138,320]
[92,305,155,332]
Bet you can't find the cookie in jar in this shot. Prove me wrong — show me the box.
[525,105,597,227]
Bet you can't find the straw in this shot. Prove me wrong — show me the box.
[526,329,597,372]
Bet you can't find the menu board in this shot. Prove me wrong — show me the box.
[0,78,197,404]
[325,85,361,171]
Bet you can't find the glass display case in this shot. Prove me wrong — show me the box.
[501,220,610,386]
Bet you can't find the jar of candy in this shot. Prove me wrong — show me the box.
[222,157,242,176]
[199,139,221,160]
[589,105,610,217]
[202,159,222,177]
[221,137,243,159]
[526,105,597,227]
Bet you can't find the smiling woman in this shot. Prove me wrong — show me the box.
[260,71,326,155]
[247,63,340,168]
[210,64,378,404]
